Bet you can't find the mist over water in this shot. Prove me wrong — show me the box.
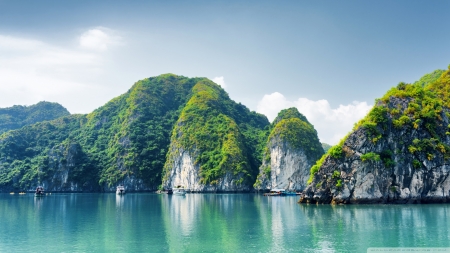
[0,193,449,252]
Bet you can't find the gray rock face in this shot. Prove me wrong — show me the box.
[23,143,94,192]
[255,137,314,192]
[163,147,250,192]
[300,97,450,204]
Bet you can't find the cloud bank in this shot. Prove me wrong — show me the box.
[0,27,122,113]
[257,92,372,145]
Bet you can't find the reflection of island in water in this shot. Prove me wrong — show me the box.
[1,194,450,251]
[297,204,450,250]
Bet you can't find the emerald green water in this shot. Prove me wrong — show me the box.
[0,193,449,252]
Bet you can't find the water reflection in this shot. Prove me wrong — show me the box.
[298,203,450,251]
[115,194,124,208]
[0,194,449,252]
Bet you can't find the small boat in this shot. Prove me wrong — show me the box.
[35,186,45,197]
[173,185,186,196]
[264,189,285,196]
[116,185,125,195]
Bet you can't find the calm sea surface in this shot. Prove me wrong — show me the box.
[0,193,449,252]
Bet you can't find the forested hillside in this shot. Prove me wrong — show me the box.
[0,101,70,134]
[0,74,271,192]
[162,79,269,191]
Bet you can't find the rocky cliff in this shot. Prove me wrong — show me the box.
[300,68,450,204]
[254,108,323,192]
[163,147,251,192]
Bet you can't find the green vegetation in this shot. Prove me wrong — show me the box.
[360,152,381,162]
[332,170,340,179]
[269,108,323,160]
[307,154,327,185]
[162,79,269,186]
[0,101,70,134]
[328,145,343,159]
[413,69,445,87]
[307,67,450,186]
[0,74,270,191]
[271,107,309,126]
[412,159,421,169]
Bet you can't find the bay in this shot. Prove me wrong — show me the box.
[0,193,449,252]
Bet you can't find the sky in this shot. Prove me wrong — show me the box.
[1,0,450,144]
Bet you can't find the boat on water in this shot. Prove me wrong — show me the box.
[264,189,285,196]
[173,186,186,196]
[264,189,299,196]
[116,185,125,195]
[35,186,45,197]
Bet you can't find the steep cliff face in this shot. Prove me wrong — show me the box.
[162,80,268,192]
[41,143,98,192]
[163,147,250,192]
[300,68,450,204]
[254,108,323,191]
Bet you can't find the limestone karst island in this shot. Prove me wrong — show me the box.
[2,68,450,204]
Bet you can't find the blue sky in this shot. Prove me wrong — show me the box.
[1,0,449,144]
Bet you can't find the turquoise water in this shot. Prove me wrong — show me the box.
[0,193,449,252]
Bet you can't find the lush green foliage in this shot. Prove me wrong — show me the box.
[307,67,450,186]
[269,108,323,161]
[332,170,340,179]
[0,101,70,134]
[413,69,445,87]
[272,107,309,126]
[307,154,327,185]
[0,74,223,190]
[163,79,269,186]
[328,145,343,159]
[360,152,381,162]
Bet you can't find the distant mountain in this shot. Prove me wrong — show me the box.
[300,67,450,204]
[321,143,332,153]
[0,101,70,134]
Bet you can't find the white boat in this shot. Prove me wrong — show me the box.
[116,185,125,195]
[173,186,186,196]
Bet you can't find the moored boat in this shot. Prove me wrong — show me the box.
[264,189,285,196]
[116,185,126,195]
[173,186,186,196]
[35,186,45,197]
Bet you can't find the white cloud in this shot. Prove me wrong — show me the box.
[79,27,122,51]
[212,76,226,88]
[257,92,372,145]
[0,35,43,51]
[0,27,123,113]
